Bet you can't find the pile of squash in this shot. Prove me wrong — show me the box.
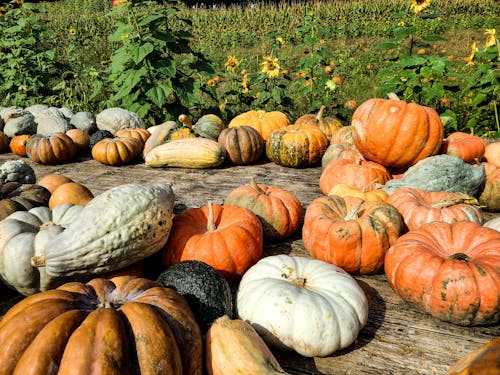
[0,94,499,375]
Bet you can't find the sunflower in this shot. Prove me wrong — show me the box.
[484,29,496,49]
[466,41,478,66]
[276,37,285,48]
[260,56,280,78]
[241,76,249,94]
[69,28,77,36]
[224,55,239,72]
[410,0,431,14]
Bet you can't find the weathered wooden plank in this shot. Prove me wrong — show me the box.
[0,153,498,375]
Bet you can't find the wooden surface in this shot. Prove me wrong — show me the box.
[0,153,499,375]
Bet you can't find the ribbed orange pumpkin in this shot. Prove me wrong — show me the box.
[319,158,391,195]
[302,195,404,274]
[447,338,500,375]
[385,221,500,326]
[266,124,328,168]
[387,188,483,231]
[161,203,263,280]
[321,142,365,168]
[351,94,444,169]
[9,134,32,156]
[294,106,343,140]
[66,129,91,152]
[48,182,94,209]
[92,137,143,166]
[442,132,488,163]
[478,162,500,212]
[228,110,290,142]
[223,178,303,241]
[115,127,151,146]
[484,142,500,167]
[25,133,77,165]
[0,276,203,375]
[217,126,264,165]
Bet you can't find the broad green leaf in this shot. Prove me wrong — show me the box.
[394,26,416,40]
[130,43,154,64]
[146,84,173,107]
[112,67,147,101]
[377,40,399,50]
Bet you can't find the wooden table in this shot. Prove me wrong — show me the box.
[0,153,498,375]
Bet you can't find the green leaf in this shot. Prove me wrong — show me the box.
[421,35,448,42]
[471,93,488,108]
[112,66,147,101]
[130,43,154,65]
[146,84,173,107]
[394,26,416,40]
[108,24,134,43]
[377,40,399,50]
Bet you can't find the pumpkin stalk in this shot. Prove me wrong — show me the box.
[178,114,192,128]
[30,255,46,267]
[249,178,266,195]
[387,93,401,101]
[448,253,472,262]
[431,194,478,208]
[207,202,217,231]
[362,178,380,193]
[316,105,326,121]
[344,202,364,220]
[291,277,307,288]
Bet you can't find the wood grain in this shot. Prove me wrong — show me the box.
[0,153,498,375]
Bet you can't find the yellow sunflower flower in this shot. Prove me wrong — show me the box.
[241,76,249,94]
[207,79,217,87]
[224,55,239,72]
[260,56,280,78]
[410,0,431,14]
[276,37,285,48]
[466,41,478,66]
[484,29,496,49]
[69,28,77,36]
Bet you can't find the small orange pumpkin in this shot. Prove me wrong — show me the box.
[115,127,151,146]
[321,142,365,168]
[160,203,263,280]
[228,110,290,142]
[328,182,388,202]
[442,132,488,163]
[302,195,404,274]
[9,134,32,156]
[37,174,74,194]
[478,162,500,212]
[91,137,143,166]
[294,106,343,140]
[330,126,354,145]
[484,141,500,167]
[66,129,91,152]
[48,182,94,209]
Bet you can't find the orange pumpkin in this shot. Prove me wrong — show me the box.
[91,137,143,166]
[330,126,354,145]
[442,132,488,163]
[321,142,365,168]
[48,182,94,209]
[228,110,290,142]
[478,162,500,212]
[302,195,404,274]
[115,127,151,146]
[294,106,343,140]
[0,276,203,375]
[37,174,74,194]
[25,133,77,165]
[319,158,391,195]
[447,338,500,375]
[328,183,388,202]
[387,188,483,231]
[266,124,328,168]
[66,129,91,152]
[224,178,303,240]
[9,134,32,156]
[484,142,500,168]
[351,94,444,169]
[385,221,500,325]
[161,203,263,280]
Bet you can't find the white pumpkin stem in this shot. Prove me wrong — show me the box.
[206,202,217,231]
[344,202,364,220]
[316,105,326,121]
[31,255,46,267]
[249,178,266,194]
[291,277,307,288]
[387,93,400,101]
[40,221,56,229]
[178,114,192,128]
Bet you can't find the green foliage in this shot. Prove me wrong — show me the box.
[0,3,58,107]
[102,0,214,125]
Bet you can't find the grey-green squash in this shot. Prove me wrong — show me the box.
[145,138,226,169]
[32,183,175,277]
[192,114,225,140]
[0,204,84,295]
[157,260,234,333]
[383,154,485,196]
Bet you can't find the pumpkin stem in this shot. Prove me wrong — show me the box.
[249,178,266,194]
[178,114,192,128]
[430,193,478,208]
[31,255,46,267]
[291,277,307,288]
[206,202,217,231]
[387,93,401,101]
[448,253,472,262]
[315,105,326,121]
[344,201,364,220]
[362,178,380,193]
[40,221,55,229]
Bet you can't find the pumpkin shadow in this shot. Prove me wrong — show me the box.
[0,283,24,316]
[330,279,386,355]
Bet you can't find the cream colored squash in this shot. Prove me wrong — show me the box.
[32,183,175,277]
[484,217,500,231]
[0,204,84,295]
[236,254,369,357]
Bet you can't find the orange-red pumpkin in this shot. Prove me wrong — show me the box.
[351,94,444,169]
[442,132,488,163]
[484,142,500,168]
[9,134,32,157]
[228,110,290,142]
[385,221,500,326]
[161,203,263,280]
[302,195,404,274]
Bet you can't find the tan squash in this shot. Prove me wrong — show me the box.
[37,174,74,194]
[48,182,94,209]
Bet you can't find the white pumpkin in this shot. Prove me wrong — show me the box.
[96,107,145,135]
[236,254,369,357]
[0,204,84,295]
[484,217,500,231]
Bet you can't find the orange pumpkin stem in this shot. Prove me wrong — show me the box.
[344,202,364,220]
[31,255,46,267]
[206,202,217,231]
[249,178,266,195]
[316,106,326,121]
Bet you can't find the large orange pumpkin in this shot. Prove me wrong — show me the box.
[319,158,391,195]
[302,195,404,274]
[160,203,263,280]
[351,94,444,169]
[387,188,483,231]
[223,178,303,241]
[0,276,203,375]
[228,110,290,142]
[385,221,500,326]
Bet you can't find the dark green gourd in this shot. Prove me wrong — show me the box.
[157,260,234,333]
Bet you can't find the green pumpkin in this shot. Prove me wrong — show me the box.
[157,260,234,333]
[192,114,225,140]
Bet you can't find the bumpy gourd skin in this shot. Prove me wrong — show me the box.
[43,183,175,277]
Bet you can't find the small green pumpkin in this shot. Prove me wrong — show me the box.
[157,260,233,333]
[192,114,225,140]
